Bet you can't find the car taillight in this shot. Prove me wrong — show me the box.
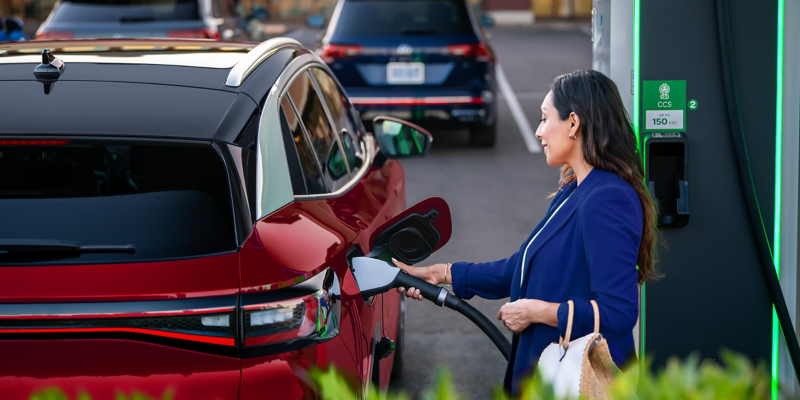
[0,139,71,146]
[35,31,74,40]
[242,287,339,348]
[167,28,220,39]
[319,44,363,63]
[447,43,494,63]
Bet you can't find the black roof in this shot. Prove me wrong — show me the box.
[0,39,305,144]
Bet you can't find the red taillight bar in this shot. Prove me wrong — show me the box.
[349,96,484,106]
[0,139,71,146]
[446,43,494,63]
[35,31,75,40]
[0,306,235,320]
[320,44,363,63]
[167,28,220,39]
[0,327,235,346]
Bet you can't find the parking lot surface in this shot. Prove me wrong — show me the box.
[384,27,591,399]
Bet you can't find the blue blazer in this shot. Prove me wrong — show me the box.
[451,168,641,393]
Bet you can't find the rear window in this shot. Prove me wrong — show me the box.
[0,139,236,265]
[51,0,201,23]
[335,0,473,36]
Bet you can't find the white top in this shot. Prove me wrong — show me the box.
[520,194,572,288]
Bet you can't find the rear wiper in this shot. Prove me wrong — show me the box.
[0,239,135,254]
[120,16,155,23]
[401,29,438,35]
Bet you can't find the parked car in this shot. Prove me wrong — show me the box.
[311,0,498,146]
[0,16,28,41]
[36,0,223,39]
[0,37,450,400]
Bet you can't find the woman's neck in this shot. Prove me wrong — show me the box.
[570,158,594,186]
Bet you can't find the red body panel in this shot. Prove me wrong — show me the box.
[0,340,240,400]
[0,154,413,398]
[239,159,406,396]
[0,254,242,399]
[0,253,240,303]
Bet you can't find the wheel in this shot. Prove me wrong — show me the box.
[391,296,406,378]
[469,121,497,147]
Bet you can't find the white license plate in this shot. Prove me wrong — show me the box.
[387,62,425,84]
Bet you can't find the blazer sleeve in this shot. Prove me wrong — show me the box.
[557,185,641,339]
[450,253,519,300]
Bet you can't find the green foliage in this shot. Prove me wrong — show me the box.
[611,350,770,400]
[311,350,772,400]
[28,388,174,400]
[28,351,771,400]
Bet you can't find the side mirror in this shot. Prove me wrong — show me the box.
[366,197,452,264]
[372,117,432,159]
[306,14,325,29]
[479,14,495,28]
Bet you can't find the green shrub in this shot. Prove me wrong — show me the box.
[312,350,772,400]
[28,389,174,400]
[27,350,772,400]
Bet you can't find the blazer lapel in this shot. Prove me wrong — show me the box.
[519,195,579,281]
[518,169,607,290]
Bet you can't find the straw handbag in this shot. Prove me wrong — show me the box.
[536,300,619,400]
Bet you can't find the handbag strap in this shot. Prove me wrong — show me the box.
[558,300,574,350]
[590,299,600,334]
[558,299,601,350]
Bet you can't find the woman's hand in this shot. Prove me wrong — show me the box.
[497,299,560,333]
[393,259,446,301]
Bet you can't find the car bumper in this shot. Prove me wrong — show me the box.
[351,96,496,127]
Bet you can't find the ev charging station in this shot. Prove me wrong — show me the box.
[592,0,800,397]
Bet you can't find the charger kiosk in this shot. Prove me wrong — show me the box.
[593,0,800,397]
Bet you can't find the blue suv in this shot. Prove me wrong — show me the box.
[313,0,497,146]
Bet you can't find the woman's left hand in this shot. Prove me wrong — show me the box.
[497,299,559,333]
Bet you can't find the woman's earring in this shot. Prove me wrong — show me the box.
[569,134,576,140]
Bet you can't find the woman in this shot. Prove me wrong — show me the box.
[394,70,659,393]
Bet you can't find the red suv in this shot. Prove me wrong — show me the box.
[0,38,449,400]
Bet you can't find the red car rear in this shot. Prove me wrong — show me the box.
[0,38,445,399]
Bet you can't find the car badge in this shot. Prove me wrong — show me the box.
[397,44,413,55]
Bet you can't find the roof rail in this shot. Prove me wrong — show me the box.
[225,37,302,87]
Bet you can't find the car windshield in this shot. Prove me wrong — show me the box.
[50,0,200,23]
[335,0,473,36]
[0,139,236,265]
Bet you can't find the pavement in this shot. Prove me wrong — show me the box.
[390,27,591,399]
[293,25,591,398]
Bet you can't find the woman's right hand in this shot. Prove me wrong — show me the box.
[392,258,446,301]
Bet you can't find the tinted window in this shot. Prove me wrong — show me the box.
[281,96,326,195]
[335,0,472,37]
[0,139,236,265]
[310,68,365,173]
[287,72,349,192]
[51,0,201,23]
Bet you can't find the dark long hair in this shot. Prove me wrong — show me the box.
[551,70,659,284]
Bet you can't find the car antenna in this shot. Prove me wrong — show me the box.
[33,49,65,95]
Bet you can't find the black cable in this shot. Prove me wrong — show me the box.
[393,272,512,360]
[451,298,512,360]
[715,0,800,383]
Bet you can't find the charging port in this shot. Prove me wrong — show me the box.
[644,132,689,227]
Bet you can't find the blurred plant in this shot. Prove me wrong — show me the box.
[28,388,174,400]
[28,350,770,400]
[312,349,772,400]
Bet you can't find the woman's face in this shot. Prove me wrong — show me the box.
[536,91,581,167]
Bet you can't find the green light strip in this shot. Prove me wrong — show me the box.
[771,1,784,398]
[633,0,644,366]
[633,0,641,146]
